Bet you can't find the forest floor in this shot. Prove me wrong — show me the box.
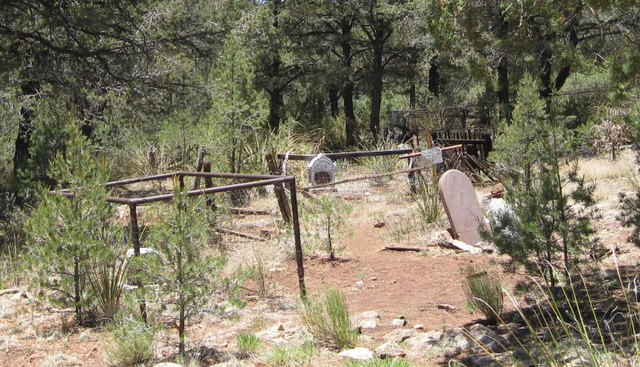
[0,150,637,366]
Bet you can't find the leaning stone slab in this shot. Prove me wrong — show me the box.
[438,169,489,246]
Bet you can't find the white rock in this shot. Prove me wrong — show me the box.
[359,320,379,329]
[391,318,407,327]
[338,347,374,361]
[126,247,159,258]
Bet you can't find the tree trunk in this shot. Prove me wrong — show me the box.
[340,19,357,147]
[74,256,83,324]
[13,82,39,176]
[344,83,357,147]
[370,40,384,141]
[329,85,340,118]
[267,87,284,133]
[428,61,439,97]
[539,41,553,113]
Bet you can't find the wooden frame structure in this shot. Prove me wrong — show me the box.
[54,171,307,304]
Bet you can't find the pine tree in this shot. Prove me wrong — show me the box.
[145,189,224,354]
[487,74,599,288]
[26,124,124,324]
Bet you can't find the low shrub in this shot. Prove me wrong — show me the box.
[236,332,262,358]
[462,265,504,324]
[103,316,155,366]
[299,288,358,350]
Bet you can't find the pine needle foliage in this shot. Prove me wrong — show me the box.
[144,189,225,354]
[486,74,600,288]
[26,125,125,324]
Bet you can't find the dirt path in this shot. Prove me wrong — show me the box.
[274,205,510,340]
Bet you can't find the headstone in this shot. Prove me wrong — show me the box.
[421,147,443,165]
[438,169,488,246]
[307,153,336,185]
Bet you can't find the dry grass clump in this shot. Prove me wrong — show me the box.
[577,149,636,181]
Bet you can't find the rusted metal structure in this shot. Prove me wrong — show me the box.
[54,171,307,305]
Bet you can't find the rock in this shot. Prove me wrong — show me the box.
[359,320,379,329]
[449,239,483,254]
[78,330,93,342]
[413,324,424,330]
[468,324,508,353]
[357,311,380,319]
[0,288,20,296]
[153,363,183,367]
[405,330,443,350]
[355,311,380,329]
[382,328,417,343]
[465,353,502,367]
[375,341,406,358]
[41,353,81,366]
[356,281,364,287]
[338,347,374,361]
[391,317,407,327]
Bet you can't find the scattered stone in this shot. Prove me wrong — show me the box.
[78,330,93,342]
[464,353,502,367]
[382,328,417,343]
[426,230,452,247]
[391,317,407,327]
[405,330,443,350]
[468,324,508,353]
[447,239,483,254]
[355,311,380,329]
[374,221,385,228]
[438,169,489,246]
[0,289,20,296]
[338,347,374,361]
[359,320,379,329]
[436,304,457,311]
[356,281,364,287]
[41,353,81,367]
[375,341,406,358]
[413,324,424,330]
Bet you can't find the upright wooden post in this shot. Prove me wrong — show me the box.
[129,203,147,322]
[288,179,306,299]
[266,154,292,223]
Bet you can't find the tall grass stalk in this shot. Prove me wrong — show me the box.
[492,267,640,366]
[412,176,441,227]
[462,265,503,323]
[299,288,358,350]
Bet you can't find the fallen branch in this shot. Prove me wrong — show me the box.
[383,246,423,252]
[230,208,271,215]
[215,228,266,242]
